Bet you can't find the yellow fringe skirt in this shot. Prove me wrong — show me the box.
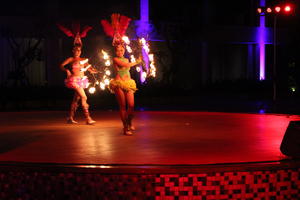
[108,79,138,93]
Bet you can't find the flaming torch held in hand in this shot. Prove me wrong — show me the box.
[138,37,156,81]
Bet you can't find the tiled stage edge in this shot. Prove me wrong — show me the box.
[0,159,299,200]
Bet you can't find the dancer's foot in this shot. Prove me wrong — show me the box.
[86,118,96,125]
[67,118,78,124]
[128,125,136,131]
[123,127,133,136]
[126,114,135,131]
[83,106,95,125]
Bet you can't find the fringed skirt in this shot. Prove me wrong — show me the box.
[108,79,137,93]
[64,76,89,89]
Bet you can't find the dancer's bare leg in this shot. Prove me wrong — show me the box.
[114,88,132,135]
[67,93,80,124]
[74,87,96,125]
[125,91,135,130]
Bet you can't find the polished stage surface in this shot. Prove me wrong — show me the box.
[0,111,298,165]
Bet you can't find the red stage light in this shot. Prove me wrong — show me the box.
[266,7,272,13]
[275,6,281,12]
[284,5,291,12]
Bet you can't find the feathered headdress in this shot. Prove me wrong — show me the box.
[100,13,131,46]
[56,21,93,47]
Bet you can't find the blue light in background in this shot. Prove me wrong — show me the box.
[140,0,148,22]
[136,0,150,83]
[258,0,266,80]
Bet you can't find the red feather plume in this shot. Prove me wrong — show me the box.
[80,26,93,38]
[100,13,131,38]
[57,21,93,47]
[119,15,131,36]
[100,19,114,38]
[56,23,74,37]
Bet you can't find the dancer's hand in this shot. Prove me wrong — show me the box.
[136,57,142,64]
[66,69,72,77]
[90,67,99,74]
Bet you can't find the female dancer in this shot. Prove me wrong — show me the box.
[60,43,98,125]
[109,43,142,135]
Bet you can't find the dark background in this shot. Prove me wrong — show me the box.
[1,0,300,114]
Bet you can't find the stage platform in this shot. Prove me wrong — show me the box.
[0,111,299,199]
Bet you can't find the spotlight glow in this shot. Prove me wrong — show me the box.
[257,8,262,14]
[284,5,291,12]
[275,6,281,12]
[291,87,296,92]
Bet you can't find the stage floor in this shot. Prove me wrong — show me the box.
[0,111,298,165]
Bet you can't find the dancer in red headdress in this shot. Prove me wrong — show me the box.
[57,22,98,125]
[101,14,142,135]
